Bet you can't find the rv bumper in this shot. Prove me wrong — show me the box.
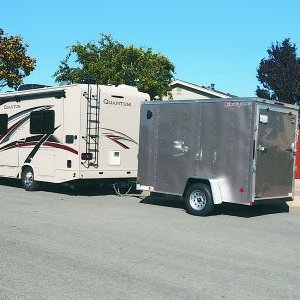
[136,183,154,192]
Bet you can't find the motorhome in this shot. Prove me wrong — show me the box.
[0,84,149,190]
[137,98,298,215]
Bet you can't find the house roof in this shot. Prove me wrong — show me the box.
[171,79,236,98]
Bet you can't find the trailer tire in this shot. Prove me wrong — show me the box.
[185,183,214,216]
[21,167,39,191]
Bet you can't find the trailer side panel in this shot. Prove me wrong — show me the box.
[138,100,255,204]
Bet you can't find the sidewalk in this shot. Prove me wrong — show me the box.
[291,179,300,207]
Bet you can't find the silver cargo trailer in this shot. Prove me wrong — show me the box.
[137,98,298,216]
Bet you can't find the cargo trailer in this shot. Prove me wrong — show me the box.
[0,84,149,190]
[137,98,298,215]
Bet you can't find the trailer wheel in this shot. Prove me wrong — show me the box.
[21,167,39,191]
[185,183,214,216]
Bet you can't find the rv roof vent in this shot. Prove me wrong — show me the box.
[18,84,50,91]
[59,80,72,86]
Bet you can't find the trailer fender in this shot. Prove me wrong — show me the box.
[208,179,223,204]
[184,178,224,205]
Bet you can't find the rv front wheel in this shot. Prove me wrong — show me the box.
[21,167,39,191]
[185,183,214,216]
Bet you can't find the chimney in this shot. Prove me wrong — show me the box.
[210,83,215,90]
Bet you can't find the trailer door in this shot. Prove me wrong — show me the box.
[255,107,297,199]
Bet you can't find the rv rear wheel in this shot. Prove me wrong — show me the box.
[21,167,39,191]
[185,183,214,216]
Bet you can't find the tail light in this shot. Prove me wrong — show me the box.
[81,153,93,160]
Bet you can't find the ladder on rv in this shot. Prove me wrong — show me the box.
[83,85,100,168]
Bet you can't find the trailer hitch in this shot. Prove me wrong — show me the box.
[112,183,132,196]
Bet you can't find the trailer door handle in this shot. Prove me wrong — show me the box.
[257,144,267,152]
[286,148,296,155]
[286,143,297,155]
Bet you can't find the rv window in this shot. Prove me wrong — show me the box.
[0,114,8,134]
[30,110,55,134]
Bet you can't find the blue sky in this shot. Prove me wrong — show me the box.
[1,0,300,96]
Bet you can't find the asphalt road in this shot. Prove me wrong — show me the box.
[0,180,300,299]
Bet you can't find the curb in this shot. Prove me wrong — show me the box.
[287,198,300,207]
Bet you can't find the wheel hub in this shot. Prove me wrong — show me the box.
[190,190,207,211]
[24,172,33,186]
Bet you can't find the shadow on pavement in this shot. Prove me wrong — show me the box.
[140,194,290,218]
[0,178,22,189]
[140,194,185,209]
[0,178,291,216]
[0,178,117,196]
[212,202,289,217]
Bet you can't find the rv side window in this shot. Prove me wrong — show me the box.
[30,110,55,134]
[0,114,8,134]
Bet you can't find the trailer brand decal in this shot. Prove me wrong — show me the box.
[103,99,131,107]
[102,128,137,149]
[224,102,251,108]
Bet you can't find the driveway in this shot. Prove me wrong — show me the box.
[0,179,300,299]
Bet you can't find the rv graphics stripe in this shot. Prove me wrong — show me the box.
[0,105,53,144]
[24,126,61,163]
[7,106,53,122]
[0,135,60,152]
[0,106,78,160]
[43,142,78,154]
[0,115,31,144]
[101,128,137,150]
[0,136,78,156]
[0,99,10,106]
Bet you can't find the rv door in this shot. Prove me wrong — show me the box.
[254,106,297,199]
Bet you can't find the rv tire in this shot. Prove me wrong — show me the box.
[185,183,214,216]
[21,167,39,191]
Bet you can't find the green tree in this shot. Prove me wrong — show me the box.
[256,38,300,104]
[54,34,175,99]
[0,28,36,90]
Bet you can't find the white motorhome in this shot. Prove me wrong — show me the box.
[0,84,149,190]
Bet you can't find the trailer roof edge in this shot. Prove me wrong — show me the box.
[146,97,299,110]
